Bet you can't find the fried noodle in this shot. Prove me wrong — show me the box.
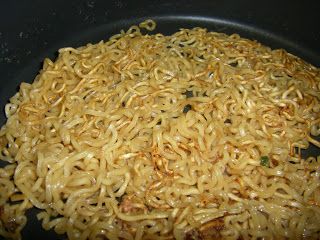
[0,19,320,239]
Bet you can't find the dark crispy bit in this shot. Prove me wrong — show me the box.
[224,119,232,124]
[116,194,124,204]
[183,90,194,98]
[0,206,3,216]
[0,136,8,149]
[186,219,225,240]
[4,218,19,233]
[183,104,192,113]
[186,229,202,240]
[229,61,238,67]
[199,218,224,240]
[96,234,108,240]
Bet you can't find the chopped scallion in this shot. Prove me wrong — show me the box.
[260,156,269,167]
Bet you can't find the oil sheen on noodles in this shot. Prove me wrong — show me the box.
[0,20,320,240]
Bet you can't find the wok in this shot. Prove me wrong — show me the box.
[0,0,319,239]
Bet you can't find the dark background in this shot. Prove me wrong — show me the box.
[0,0,319,239]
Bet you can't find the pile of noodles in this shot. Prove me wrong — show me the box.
[1,20,320,240]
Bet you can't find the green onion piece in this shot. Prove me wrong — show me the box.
[260,156,269,167]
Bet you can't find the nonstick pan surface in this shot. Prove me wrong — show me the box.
[0,0,319,239]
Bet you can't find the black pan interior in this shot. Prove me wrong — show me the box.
[0,0,319,239]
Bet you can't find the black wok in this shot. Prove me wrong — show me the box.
[0,0,319,239]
